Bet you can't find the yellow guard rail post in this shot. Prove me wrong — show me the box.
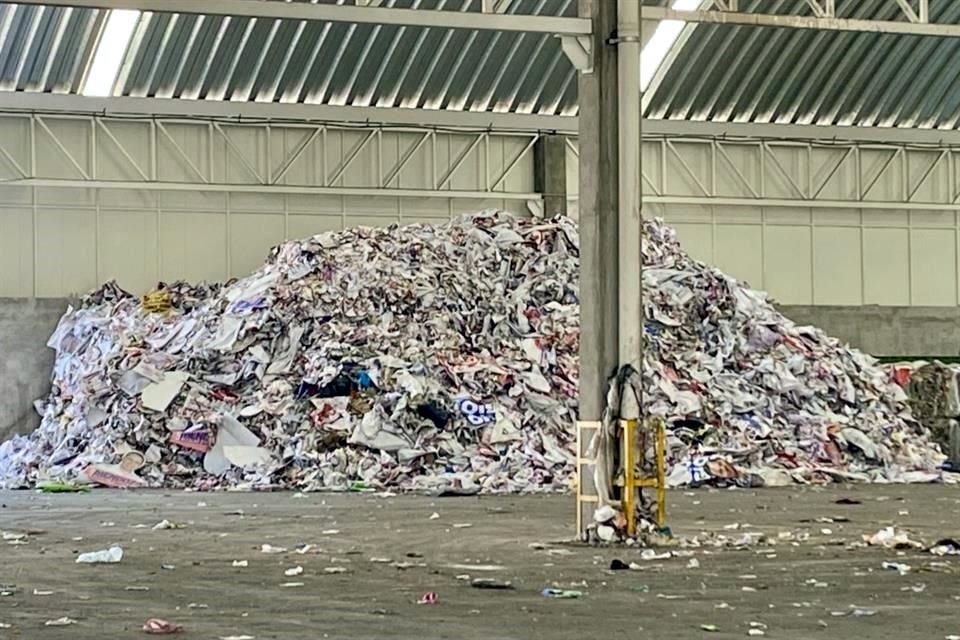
[620,417,667,536]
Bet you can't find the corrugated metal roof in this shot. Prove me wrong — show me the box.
[7,0,960,130]
[0,3,103,93]
[644,0,960,129]
[110,0,579,116]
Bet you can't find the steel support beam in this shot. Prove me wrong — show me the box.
[13,0,592,34]
[17,92,960,145]
[642,5,960,38]
[577,0,618,423]
[644,194,960,212]
[641,118,960,146]
[0,91,577,134]
[0,112,540,201]
[16,88,960,144]
[5,177,540,200]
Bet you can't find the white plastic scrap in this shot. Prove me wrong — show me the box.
[864,527,924,549]
[0,212,945,492]
[260,544,287,554]
[76,546,123,564]
[881,561,912,575]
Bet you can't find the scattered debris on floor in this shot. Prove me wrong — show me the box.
[542,588,582,599]
[469,578,514,590]
[76,545,123,564]
[863,527,924,549]
[142,618,183,634]
[929,538,960,556]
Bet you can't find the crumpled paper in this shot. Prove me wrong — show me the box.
[0,211,945,493]
[0,211,579,493]
[627,220,944,488]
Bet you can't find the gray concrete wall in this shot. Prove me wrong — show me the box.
[0,298,69,442]
[778,305,960,357]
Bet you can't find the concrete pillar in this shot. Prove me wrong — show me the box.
[577,0,619,421]
[534,135,567,217]
[616,0,642,419]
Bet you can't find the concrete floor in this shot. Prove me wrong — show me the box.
[0,486,958,640]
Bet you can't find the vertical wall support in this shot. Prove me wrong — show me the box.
[577,0,619,422]
[533,134,568,216]
[617,0,643,418]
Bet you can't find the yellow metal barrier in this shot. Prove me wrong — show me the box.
[576,418,667,540]
[621,417,667,535]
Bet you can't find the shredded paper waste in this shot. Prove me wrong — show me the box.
[0,211,946,492]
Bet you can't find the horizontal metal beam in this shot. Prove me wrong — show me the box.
[10,177,541,200]
[642,6,960,38]
[15,92,960,146]
[0,91,578,133]
[13,0,592,34]
[642,118,960,147]
[646,194,960,212]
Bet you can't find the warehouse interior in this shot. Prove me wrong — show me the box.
[3,0,960,437]
[2,1,960,637]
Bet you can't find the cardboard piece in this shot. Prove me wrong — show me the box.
[141,371,190,412]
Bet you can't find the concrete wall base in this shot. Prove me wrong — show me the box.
[0,298,69,443]
[778,305,960,357]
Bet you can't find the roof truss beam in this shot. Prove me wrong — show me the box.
[642,118,960,146]
[643,1,958,38]
[12,0,591,34]
[0,111,542,200]
[0,91,577,134]
[14,91,960,145]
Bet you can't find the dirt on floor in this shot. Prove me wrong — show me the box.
[0,485,958,640]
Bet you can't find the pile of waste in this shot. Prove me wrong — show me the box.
[0,211,946,493]
[636,218,941,485]
[1,211,580,493]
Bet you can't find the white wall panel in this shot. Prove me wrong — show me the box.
[910,228,957,306]
[286,214,342,240]
[715,225,763,289]
[862,227,909,305]
[0,114,535,298]
[564,136,960,308]
[230,213,286,279]
[100,210,159,295]
[36,209,97,297]
[645,202,960,309]
[667,222,713,265]
[764,224,812,304]
[812,226,862,305]
[159,212,228,283]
